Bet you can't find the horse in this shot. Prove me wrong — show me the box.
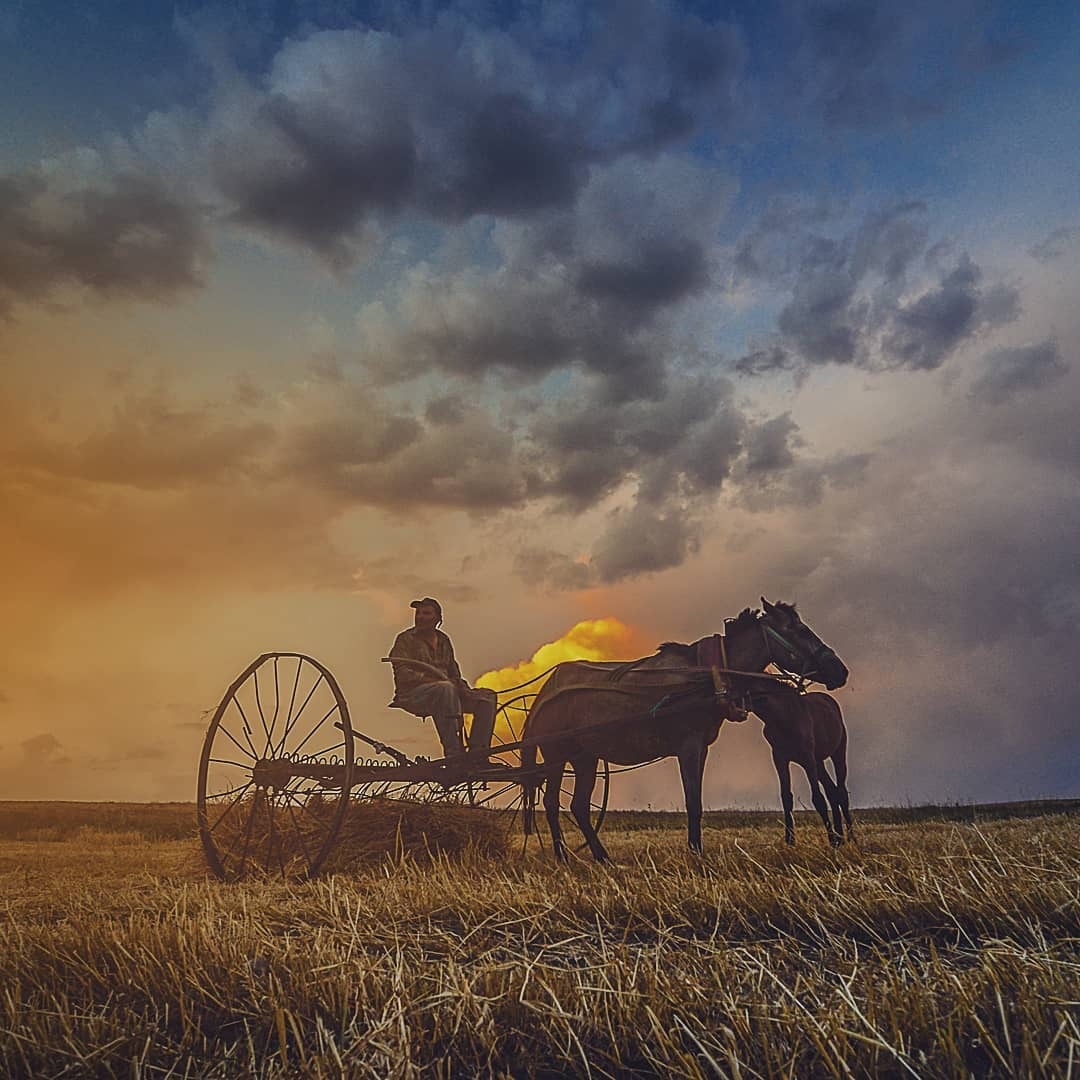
[746,687,852,846]
[521,599,849,862]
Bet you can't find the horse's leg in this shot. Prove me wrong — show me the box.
[570,757,609,863]
[543,761,568,863]
[802,757,842,847]
[819,767,844,838]
[832,726,853,836]
[678,740,707,854]
[772,749,796,844]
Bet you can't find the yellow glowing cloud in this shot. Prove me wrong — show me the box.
[474,617,650,744]
[476,617,647,694]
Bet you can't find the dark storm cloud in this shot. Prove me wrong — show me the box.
[203,4,744,260]
[278,393,529,512]
[969,339,1068,405]
[577,241,709,313]
[740,413,800,473]
[883,256,982,371]
[212,94,417,266]
[777,265,860,365]
[738,203,1020,375]
[883,255,1019,371]
[591,503,702,583]
[526,374,742,510]
[359,153,730,399]
[0,170,206,314]
[851,200,929,281]
[514,393,860,587]
[513,547,593,592]
[734,344,797,377]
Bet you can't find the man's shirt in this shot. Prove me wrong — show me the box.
[388,627,462,698]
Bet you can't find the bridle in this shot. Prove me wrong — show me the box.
[759,616,839,687]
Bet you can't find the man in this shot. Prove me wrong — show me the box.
[388,597,497,762]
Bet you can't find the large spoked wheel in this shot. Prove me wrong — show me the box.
[476,693,610,851]
[197,653,354,881]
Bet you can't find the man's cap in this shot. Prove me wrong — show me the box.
[410,597,442,616]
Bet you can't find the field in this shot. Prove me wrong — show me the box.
[0,801,1077,1078]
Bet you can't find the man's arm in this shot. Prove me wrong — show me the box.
[442,633,463,684]
[388,631,425,696]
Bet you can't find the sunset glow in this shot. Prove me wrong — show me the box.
[1,2,1077,806]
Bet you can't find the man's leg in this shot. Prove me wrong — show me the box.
[462,687,497,754]
[398,682,464,759]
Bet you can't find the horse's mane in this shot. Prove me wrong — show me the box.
[653,601,795,658]
[656,640,695,661]
[723,607,761,633]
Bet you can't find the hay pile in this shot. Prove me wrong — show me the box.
[207,796,512,879]
[321,798,511,872]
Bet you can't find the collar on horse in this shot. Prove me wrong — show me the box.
[696,633,750,721]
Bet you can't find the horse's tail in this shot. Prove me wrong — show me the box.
[521,735,538,837]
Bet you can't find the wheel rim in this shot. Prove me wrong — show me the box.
[197,653,354,881]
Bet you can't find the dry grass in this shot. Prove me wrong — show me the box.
[0,804,1077,1077]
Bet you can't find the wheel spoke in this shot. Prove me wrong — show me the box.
[206,780,254,810]
[207,781,254,834]
[289,702,339,757]
[208,756,254,770]
[253,666,273,755]
[281,790,315,871]
[282,658,303,743]
[269,656,283,747]
[274,671,325,755]
[472,781,520,808]
[222,789,261,878]
[215,722,258,762]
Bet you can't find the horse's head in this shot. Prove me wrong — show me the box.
[756,598,849,690]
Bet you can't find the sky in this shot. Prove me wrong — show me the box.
[1,0,1078,810]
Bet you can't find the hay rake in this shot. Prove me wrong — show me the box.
[197,653,609,881]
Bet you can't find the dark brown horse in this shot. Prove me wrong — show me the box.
[746,687,852,846]
[522,599,849,862]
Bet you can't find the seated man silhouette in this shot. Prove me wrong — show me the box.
[388,597,496,762]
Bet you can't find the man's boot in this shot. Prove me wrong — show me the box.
[433,714,465,761]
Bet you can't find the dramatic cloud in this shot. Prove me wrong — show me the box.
[591,502,702,582]
[358,153,733,398]
[969,339,1068,404]
[0,169,206,314]
[201,7,743,262]
[738,203,1021,375]
[882,255,1018,371]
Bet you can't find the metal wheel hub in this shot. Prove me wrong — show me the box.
[252,758,294,789]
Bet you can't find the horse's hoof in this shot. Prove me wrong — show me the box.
[830,835,843,848]
[784,835,795,846]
